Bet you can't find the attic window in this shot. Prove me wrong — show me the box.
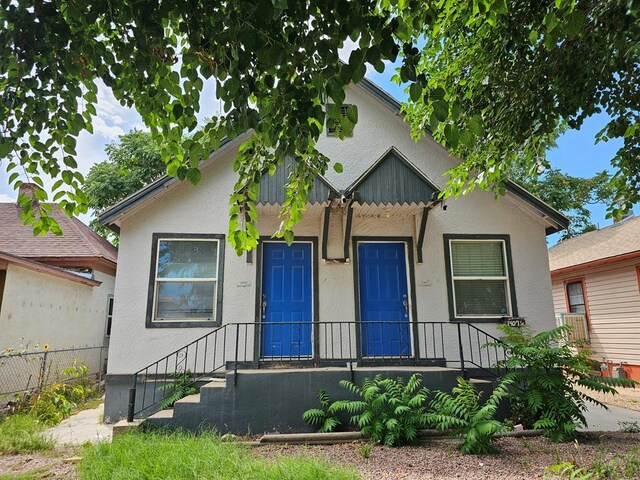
[326,104,353,137]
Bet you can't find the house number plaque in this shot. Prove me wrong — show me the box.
[502,317,526,327]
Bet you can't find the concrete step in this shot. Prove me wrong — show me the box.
[174,393,201,404]
[148,409,174,420]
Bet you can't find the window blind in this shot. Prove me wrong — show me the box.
[451,241,505,277]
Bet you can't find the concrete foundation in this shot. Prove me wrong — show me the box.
[104,367,496,434]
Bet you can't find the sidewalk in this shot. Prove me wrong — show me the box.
[46,403,112,445]
[583,402,640,431]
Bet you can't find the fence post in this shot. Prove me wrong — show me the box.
[38,351,49,391]
[98,347,104,388]
[457,323,466,379]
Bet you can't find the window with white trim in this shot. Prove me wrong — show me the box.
[447,238,513,318]
[149,235,223,325]
[566,281,587,315]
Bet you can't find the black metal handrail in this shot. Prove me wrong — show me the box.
[126,320,509,421]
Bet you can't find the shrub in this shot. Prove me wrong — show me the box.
[157,370,199,409]
[29,360,98,425]
[331,373,431,446]
[493,325,637,442]
[302,389,341,433]
[0,413,54,454]
[429,376,512,454]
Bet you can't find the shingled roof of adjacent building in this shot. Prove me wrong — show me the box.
[0,196,117,266]
[548,214,640,273]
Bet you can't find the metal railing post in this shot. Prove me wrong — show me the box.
[127,375,137,422]
[233,323,240,386]
[457,323,466,378]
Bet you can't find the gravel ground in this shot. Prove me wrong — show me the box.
[578,385,640,412]
[0,448,78,479]
[255,432,640,480]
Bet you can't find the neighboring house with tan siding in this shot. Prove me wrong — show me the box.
[549,214,640,381]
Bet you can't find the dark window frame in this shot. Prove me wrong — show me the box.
[105,294,114,337]
[326,103,354,137]
[443,234,518,323]
[145,233,225,328]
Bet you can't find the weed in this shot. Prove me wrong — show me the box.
[157,370,199,409]
[618,421,640,433]
[302,389,341,433]
[78,430,359,479]
[357,443,372,459]
[492,325,637,442]
[429,375,513,454]
[0,414,54,454]
[331,373,431,446]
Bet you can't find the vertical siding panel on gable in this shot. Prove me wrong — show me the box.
[551,259,640,367]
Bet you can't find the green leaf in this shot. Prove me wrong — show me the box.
[333,162,343,173]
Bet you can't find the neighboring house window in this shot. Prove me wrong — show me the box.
[105,295,114,337]
[146,234,225,327]
[326,104,353,137]
[565,280,589,319]
[444,235,517,321]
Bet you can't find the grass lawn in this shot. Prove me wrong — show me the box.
[78,430,359,480]
[0,415,53,455]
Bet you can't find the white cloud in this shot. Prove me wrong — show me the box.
[0,192,14,203]
[92,115,126,139]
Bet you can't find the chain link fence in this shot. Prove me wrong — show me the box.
[0,346,108,404]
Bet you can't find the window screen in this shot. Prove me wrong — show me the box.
[153,239,220,321]
[449,240,511,317]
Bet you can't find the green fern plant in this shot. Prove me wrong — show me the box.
[330,373,431,446]
[156,370,199,409]
[429,375,513,454]
[491,325,637,442]
[302,389,341,433]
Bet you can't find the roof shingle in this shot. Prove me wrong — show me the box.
[548,215,640,272]
[0,203,117,265]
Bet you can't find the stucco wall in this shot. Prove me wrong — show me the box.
[0,265,115,350]
[551,258,640,370]
[106,83,556,375]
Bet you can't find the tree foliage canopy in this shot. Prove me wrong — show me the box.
[84,129,166,242]
[1,0,638,253]
[512,167,616,239]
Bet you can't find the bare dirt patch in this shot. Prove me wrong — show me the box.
[578,385,640,412]
[0,448,78,479]
[255,432,640,480]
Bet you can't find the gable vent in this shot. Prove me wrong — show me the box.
[326,104,352,137]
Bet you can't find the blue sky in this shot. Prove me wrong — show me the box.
[0,62,631,240]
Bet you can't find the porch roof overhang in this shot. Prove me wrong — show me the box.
[256,155,340,206]
[345,147,440,207]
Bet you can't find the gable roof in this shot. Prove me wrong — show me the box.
[0,250,102,287]
[258,155,339,205]
[346,147,439,205]
[548,215,640,273]
[98,77,568,234]
[0,202,117,266]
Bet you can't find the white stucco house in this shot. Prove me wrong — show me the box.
[0,184,117,396]
[98,79,568,431]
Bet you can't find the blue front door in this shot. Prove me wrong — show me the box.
[358,242,412,357]
[261,242,313,358]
